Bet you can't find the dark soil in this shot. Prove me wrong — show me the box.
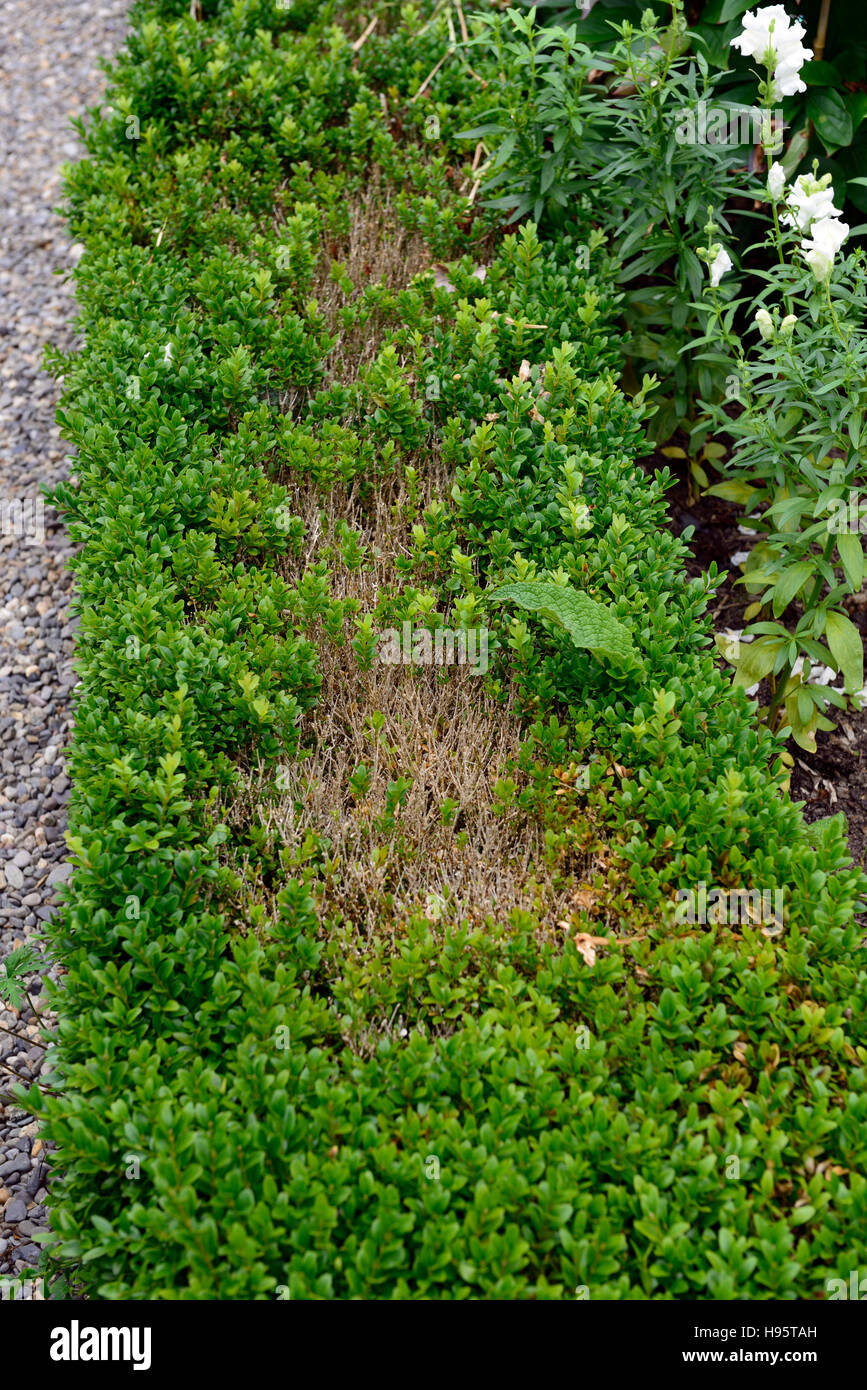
[650,447,867,867]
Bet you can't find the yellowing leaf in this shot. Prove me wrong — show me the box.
[825,610,863,693]
[702,442,727,461]
[733,636,784,689]
[772,560,814,617]
[706,480,758,505]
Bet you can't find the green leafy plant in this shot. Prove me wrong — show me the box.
[30,0,866,1306]
[693,25,867,748]
[489,579,643,670]
[518,0,867,214]
[0,946,42,1013]
[462,2,758,435]
[459,6,602,223]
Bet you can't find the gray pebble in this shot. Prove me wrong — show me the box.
[2,1198,27,1224]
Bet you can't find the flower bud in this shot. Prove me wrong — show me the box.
[767,163,786,201]
[754,308,774,341]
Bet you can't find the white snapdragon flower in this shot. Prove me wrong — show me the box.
[766,162,786,201]
[780,313,798,335]
[730,5,812,101]
[709,246,733,287]
[801,215,849,281]
[781,172,842,233]
[755,308,774,340]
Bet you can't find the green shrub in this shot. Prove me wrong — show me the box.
[23,0,866,1302]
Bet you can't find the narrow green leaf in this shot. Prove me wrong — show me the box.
[836,532,864,592]
[772,560,814,617]
[825,611,863,692]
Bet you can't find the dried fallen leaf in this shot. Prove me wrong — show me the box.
[573,933,597,967]
[518,359,532,381]
[432,263,456,292]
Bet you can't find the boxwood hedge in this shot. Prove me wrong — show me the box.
[19,0,867,1300]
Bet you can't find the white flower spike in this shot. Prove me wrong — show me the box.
[781,172,842,234]
[730,5,812,102]
[801,215,849,281]
[766,162,786,201]
[709,247,733,288]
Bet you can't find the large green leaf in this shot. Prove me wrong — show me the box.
[801,61,843,88]
[488,581,641,670]
[837,532,864,592]
[807,90,854,153]
[733,636,785,689]
[844,91,867,136]
[825,610,863,692]
[716,0,755,20]
[772,560,814,617]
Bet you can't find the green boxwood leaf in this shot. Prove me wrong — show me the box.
[803,811,848,847]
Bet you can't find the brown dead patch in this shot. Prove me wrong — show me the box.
[216,164,626,958]
[275,453,448,600]
[314,176,432,383]
[220,462,613,944]
[230,656,600,940]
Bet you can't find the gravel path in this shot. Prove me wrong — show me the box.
[0,0,129,1296]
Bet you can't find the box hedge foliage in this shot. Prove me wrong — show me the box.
[19,0,867,1299]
